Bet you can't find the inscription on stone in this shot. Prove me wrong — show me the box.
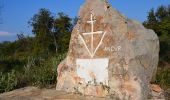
[104,46,121,52]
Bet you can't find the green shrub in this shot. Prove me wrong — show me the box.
[155,67,170,89]
[0,70,17,93]
[32,64,57,88]
[33,53,66,87]
[16,53,66,88]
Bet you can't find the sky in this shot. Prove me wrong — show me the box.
[0,0,170,42]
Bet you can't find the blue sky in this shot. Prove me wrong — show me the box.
[0,0,170,42]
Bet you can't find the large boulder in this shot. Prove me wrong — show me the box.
[56,0,160,99]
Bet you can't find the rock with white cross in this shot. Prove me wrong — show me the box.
[56,0,160,99]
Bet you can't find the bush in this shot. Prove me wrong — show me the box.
[0,53,66,93]
[0,70,17,93]
[16,53,66,88]
[155,67,170,89]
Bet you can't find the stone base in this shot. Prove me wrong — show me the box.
[0,86,166,100]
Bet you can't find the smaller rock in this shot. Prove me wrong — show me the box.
[151,84,162,93]
[148,84,165,100]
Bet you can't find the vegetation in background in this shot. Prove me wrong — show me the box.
[28,8,73,54]
[143,5,170,90]
[0,8,73,93]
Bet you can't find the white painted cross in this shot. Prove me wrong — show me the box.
[79,13,106,58]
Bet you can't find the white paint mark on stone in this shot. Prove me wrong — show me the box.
[104,46,122,52]
[93,31,106,56]
[79,35,93,57]
[76,13,109,86]
[79,13,106,58]
[76,58,109,85]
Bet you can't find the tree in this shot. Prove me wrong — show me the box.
[143,9,158,34]
[144,5,170,63]
[156,5,168,21]
[29,8,55,54]
[53,12,72,53]
[29,8,75,54]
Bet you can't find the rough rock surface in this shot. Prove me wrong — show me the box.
[0,87,109,100]
[0,87,165,100]
[56,0,160,100]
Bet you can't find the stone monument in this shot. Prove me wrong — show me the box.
[56,0,160,99]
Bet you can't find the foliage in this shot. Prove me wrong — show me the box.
[53,12,73,53]
[144,5,170,90]
[28,9,73,54]
[155,67,170,89]
[0,37,34,73]
[16,54,62,88]
[143,5,170,63]
[0,8,74,73]
[0,8,71,93]
[0,53,66,93]
[28,8,55,54]
[0,70,17,93]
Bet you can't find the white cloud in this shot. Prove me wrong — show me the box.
[0,31,14,36]
[0,31,17,42]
